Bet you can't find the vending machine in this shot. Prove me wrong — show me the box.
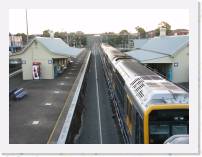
[32,62,40,80]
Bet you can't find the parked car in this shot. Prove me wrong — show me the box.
[9,88,27,100]
[164,134,189,144]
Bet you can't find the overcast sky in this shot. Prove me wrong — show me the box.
[9,9,189,34]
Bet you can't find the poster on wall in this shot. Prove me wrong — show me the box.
[32,62,40,80]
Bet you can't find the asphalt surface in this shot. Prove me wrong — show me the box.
[9,51,86,144]
[75,38,121,144]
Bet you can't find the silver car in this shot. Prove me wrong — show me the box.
[164,134,189,144]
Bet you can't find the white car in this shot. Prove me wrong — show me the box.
[164,134,189,144]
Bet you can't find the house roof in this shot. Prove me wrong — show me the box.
[127,35,189,62]
[141,35,188,55]
[126,49,168,62]
[131,38,148,49]
[36,37,83,58]
[10,37,83,58]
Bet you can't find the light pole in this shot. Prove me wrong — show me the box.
[26,9,29,44]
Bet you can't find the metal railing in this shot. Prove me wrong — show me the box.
[9,69,22,78]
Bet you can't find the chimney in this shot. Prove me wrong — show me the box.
[49,30,54,38]
[160,27,166,37]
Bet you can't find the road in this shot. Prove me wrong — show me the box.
[75,37,121,144]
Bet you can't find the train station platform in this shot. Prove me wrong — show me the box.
[9,50,89,144]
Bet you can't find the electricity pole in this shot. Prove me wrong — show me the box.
[26,9,29,44]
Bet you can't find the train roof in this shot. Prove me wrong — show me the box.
[101,43,128,61]
[116,59,188,111]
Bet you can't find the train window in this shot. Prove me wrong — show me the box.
[149,109,189,144]
[135,112,144,143]
[114,72,125,109]
[149,124,170,144]
[132,108,137,143]
[116,71,125,86]
[172,125,188,135]
[127,97,132,120]
[126,97,133,135]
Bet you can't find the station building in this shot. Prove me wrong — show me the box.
[127,30,189,84]
[10,37,84,80]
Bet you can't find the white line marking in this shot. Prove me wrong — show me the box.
[54,90,60,94]
[32,121,39,125]
[94,47,103,144]
[45,102,52,106]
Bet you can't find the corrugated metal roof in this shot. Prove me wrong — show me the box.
[141,35,189,55]
[132,39,148,49]
[127,35,189,62]
[126,49,168,61]
[36,37,83,58]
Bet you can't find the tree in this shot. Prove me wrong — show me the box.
[66,32,87,48]
[119,30,129,48]
[155,21,171,36]
[54,31,68,42]
[135,26,146,38]
[42,30,50,37]
[119,30,129,35]
[15,33,27,45]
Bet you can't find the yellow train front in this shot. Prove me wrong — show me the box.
[100,43,189,144]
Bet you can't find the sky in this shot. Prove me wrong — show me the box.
[9,9,189,34]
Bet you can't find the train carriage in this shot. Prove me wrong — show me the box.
[100,43,189,144]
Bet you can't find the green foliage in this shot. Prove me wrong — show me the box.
[102,31,129,48]
[67,32,87,48]
[54,31,68,42]
[42,30,50,37]
[155,21,171,36]
[135,26,146,38]
[15,33,27,45]
[119,30,129,35]
[41,30,87,48]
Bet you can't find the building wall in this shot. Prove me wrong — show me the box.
[172,46,189,83]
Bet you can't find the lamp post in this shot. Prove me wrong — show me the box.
[26,9,29,44]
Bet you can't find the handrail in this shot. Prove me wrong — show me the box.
[9,69,22,78]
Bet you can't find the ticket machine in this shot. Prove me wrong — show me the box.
[32,62,40,80]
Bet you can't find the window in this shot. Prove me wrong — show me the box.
[149,109,189,144]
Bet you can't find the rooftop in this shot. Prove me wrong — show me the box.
[36,37,83,58]
[10,37,84,58]
[127,35,189,62]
